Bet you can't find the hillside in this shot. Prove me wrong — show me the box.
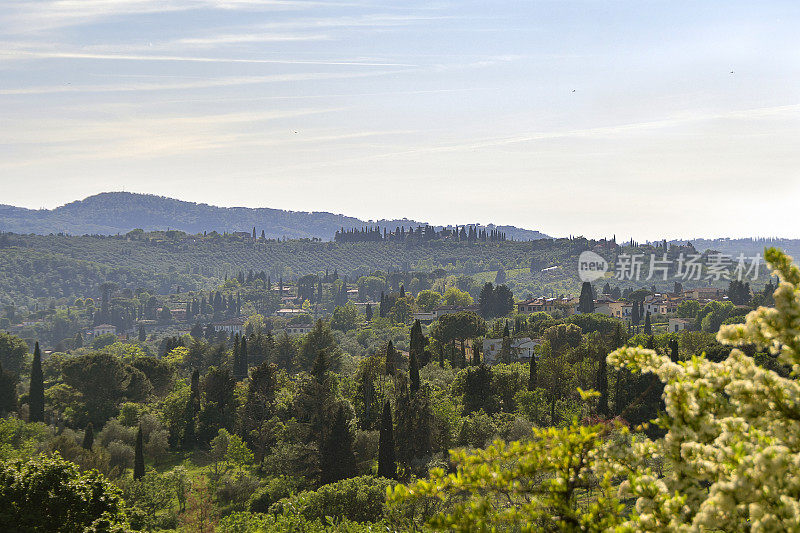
[0,192,550,241]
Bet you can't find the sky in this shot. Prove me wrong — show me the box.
[1,0,799,240]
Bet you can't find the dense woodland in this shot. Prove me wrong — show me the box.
[1,220,797,531]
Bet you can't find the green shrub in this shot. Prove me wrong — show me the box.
[269,475,395,524]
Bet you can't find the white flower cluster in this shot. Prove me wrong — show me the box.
[606,248,800,532]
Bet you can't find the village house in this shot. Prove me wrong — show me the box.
[91,324,117,336]
[482,337,542,365]
[281,324,314,336]
[669,317,693,332]
[411,311,437,323]
[682,287,725,301]
[275,308,308,318]
[515,297,575,316]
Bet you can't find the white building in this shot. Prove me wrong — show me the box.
[92,324,117,336]
[213,317,246,335]
[281,325,314,336]
[482,337,542,365]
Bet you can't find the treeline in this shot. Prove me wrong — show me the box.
[334,225,507,243]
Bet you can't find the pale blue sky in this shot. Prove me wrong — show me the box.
[1,0,799,239]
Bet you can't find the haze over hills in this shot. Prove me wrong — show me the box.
[0,192,550,241]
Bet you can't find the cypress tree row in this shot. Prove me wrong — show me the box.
[377,400,397,480]
[134,425,145,480]
[28,341,44,423]
[82,423,94,450]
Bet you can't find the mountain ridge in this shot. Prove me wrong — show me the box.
[0,192,551,241]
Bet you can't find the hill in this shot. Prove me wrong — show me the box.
[0,192,550,241]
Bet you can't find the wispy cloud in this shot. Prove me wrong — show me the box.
[0,68,407,95]
[1,0,365,33]
[0,48,415,66]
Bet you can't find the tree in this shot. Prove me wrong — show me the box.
[578,281,594,313]
[319,405,356,485]
[644,311,652,335]
[365,303,373,321]
[298,319,340,372]
[527,353,537,391]
[138,325,146,342]
[409,350,420,394]
[240,361,278,464]
[416,290,442,312]
[82,423,94,450]
[197,365,236,445]
[0,362,17,415]
[472,343,481,366]
[409,320,429,366]
[0,332,27,376]
[183,369,200,449]
[495,267,507,285]
[331,301,358,332]
[602,248,800,530]
[668,338,680,362]
[377,400,397,480]
[134,424,145,480]
[28,341,44,423]
[385,341,397,376]
[0,453,128,532]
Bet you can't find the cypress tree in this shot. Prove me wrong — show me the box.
[631,301,640,326]
[528,353,537,391]
[73,332,83,348]
[183,369,199,449]
[385,341,396,376]
[597,346,609,416]
[239,336,248,377]
[134,425,145,480]
[409,350,420,394]
[578,281,594,313]
[438,349,444,368]
[502,321,510,338]
[365,303,373,321]
[644,312,652,335]
[472,343,480,366]
[28,341,44,423]
[669,338,680,362]
[82,423,94,450]
[319,405,356,484]
[138,325,146,342]
[377,400,397,480]
[232,333,240,373]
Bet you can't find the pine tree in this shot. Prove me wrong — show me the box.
[29,341,44,423]
[319,405,356,484]
[377,400,397,480]
[82,423,94,450]
[134,425,145,480]
[409,350,420,394]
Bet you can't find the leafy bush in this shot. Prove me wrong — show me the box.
[269,475,395,524]
[0,453,128,532]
